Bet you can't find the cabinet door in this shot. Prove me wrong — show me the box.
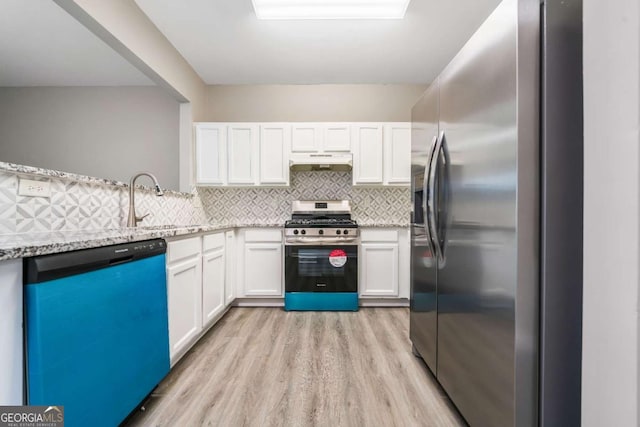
[0,260,23,405]
[384,124,411,184]
[360,243,399,296]
[195,124,226,185]
[202,248,226,327]
[243,243,283,296]
[260,124,291,185]
[228,124,259,185]
[323,123,351,152]
[291,124,322,152]
[225,231,236,306]
[167,257,202,362]
[352,124,384,184]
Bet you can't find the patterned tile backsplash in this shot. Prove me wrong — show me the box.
[0,170,205,235]
[0,167,409,235]
[198,171,411,225]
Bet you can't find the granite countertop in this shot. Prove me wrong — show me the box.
[0,223,282,261]
[358,223,410,228]
[0,222,409,261]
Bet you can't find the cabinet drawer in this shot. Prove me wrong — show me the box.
[203,232,225,252]
[167,236,202,263]
[360,229,399,242]
[244,229,282,243]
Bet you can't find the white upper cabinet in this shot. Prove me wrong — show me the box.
[323,123,351,152]
[260,124,291,185]
[194,122,410,187]
[352,123,384,185]
[384,124,411,185]
[291,124,322,152]
[227,124,259,185]
[292,123,351,153]
[195,124,226,185]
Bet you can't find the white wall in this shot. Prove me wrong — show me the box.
[0,87,180,190]
[54,0,209,191]
[582,0,640,425]
[54,0,207,118]
[206,84,427,122]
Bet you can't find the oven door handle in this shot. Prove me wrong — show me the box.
[285,237,360,245]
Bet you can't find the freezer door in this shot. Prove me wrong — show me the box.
[409,81,439,374]
[435,0,540,426]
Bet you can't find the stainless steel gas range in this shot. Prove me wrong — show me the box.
[284,200,359,311]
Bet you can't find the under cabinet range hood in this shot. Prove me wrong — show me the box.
[289,153,352,171]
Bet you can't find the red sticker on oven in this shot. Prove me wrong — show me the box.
[329,249,347,267]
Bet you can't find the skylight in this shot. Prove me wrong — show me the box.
[252,0,412,20]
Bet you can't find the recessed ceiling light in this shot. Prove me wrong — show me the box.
[252,0,412,20]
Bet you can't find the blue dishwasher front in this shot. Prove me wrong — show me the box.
[24,239,170,427]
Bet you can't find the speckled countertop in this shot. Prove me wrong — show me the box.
[358,223,410,228]
[0,222,408,261]
[0,224,282,261]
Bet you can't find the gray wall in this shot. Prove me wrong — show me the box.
[0,86,180,190]
[206,84,427,122]
[582,0,639,425]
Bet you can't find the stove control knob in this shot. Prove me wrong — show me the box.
[293,230,299,235]
[319,230,324,235]
[301,230,306,235]
[336,230,341,235]
[343,230,349,235]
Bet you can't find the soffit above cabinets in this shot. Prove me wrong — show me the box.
[134,0,501,85]
[0,0,153,86]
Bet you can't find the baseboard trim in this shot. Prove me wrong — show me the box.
[233,298,284,307]
[231,297,409,308]
[359,298,410,307]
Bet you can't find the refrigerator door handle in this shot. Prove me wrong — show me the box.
[423,135,438,254]
[428,131,445,264]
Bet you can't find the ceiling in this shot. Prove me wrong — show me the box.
[0,0,152,86]
[135,0,501,85]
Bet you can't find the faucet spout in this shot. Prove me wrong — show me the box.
[127,172,163,227]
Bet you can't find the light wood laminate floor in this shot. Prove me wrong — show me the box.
[123,308,465,427]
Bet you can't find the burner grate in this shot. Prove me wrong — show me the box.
[285,218,358,227]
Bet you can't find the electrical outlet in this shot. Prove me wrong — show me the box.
[18,178,51,198]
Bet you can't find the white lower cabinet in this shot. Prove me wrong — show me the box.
[202,241,226,328]
[224,231,236,305]
[167,252,202,362]
[359,228,410,299]
[166,231,234,364]
[237,229,284,297]
[243,244,283,296]
[0,259,23,405]
[360,243,399,296]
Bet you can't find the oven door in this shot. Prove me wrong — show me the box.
[285,244,358,293]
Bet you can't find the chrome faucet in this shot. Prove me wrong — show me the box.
[127,172,164,227]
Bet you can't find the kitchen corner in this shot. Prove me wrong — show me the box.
[0,157,411,417]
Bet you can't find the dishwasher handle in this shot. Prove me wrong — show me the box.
[24,239,166,284]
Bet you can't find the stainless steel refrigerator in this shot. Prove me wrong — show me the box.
[409,0,583,426]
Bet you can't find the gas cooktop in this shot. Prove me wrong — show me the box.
[284,200,359,241]
[285,218,358,228]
